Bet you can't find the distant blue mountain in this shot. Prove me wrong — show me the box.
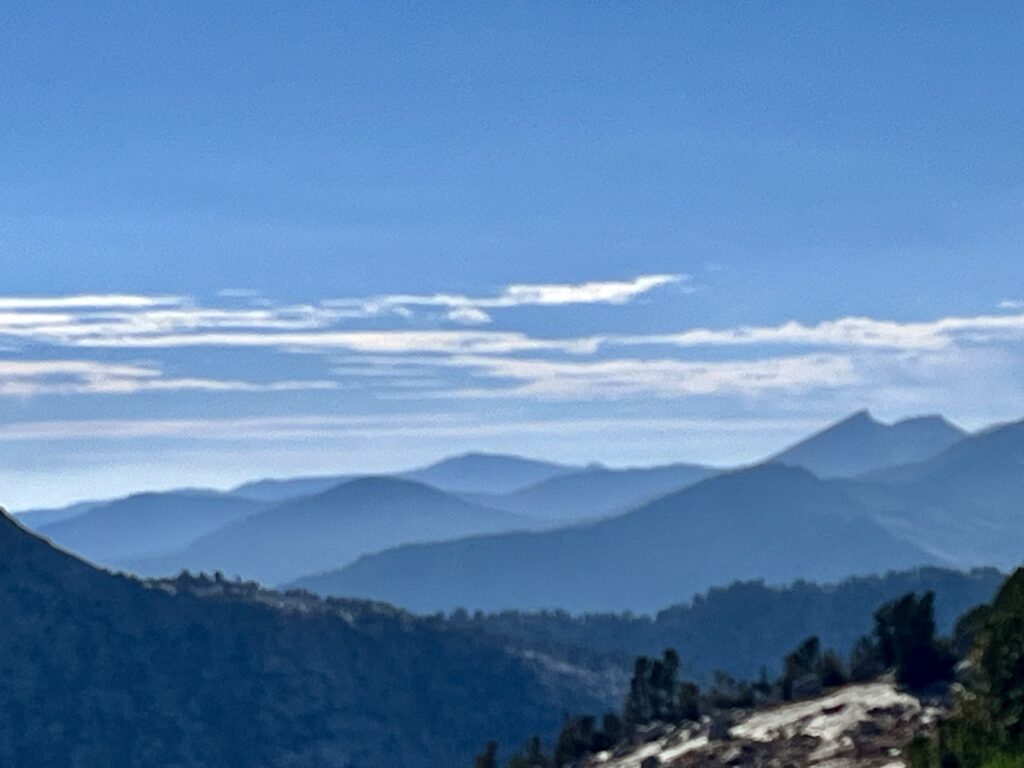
[125,476,536,585]
[15,499,101,528]
[292,464,940,613]
[470,462,719,523]
[400,452,578,494]
[770,410,966,478]
[232,452,577,502]
[232,474,352,502]
[838,416,1024,569]
[38,491,264,566]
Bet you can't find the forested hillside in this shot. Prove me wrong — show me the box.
[0,509,604,768]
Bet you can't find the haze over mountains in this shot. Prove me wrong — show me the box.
[38,492,263,564]
[837,416,1024,569]
[19,410,1024,619]
[124,477,534,585]
[295,465,941,613]
[467,462,718,522]
[769,410,967,478]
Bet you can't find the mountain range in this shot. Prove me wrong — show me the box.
[123,477,534,585]
[20,410,1024,618]
[292,414,1024,614]
[466,462,718,522]
[293,464,941,613]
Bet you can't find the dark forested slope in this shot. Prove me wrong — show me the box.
[0,508,602,768]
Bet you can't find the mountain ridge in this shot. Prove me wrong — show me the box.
[292,464,941,613]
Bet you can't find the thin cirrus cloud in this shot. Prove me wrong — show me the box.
[0,281,1022,404]
[0,359,335,397]
[324,273,687,324]
[613,312,1024,351]
[0,413,826,443]
[0,294,185,310]
[342,353,858,400]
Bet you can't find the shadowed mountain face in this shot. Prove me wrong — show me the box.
[0,509,601,768]
[770,411,967,478]
[125,477,535,586]
[838,418,1024,569]
[37,492,264,565]
[470,463,719,523]
[400,452,578,495]
[293,465,940,614]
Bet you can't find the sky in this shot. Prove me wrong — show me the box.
[1,2,1023,509]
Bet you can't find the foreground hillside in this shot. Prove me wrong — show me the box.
[294,465,938,613]
[0,508,603,768]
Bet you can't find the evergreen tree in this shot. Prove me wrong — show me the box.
[873,592,954,689]
[474,740,499,768]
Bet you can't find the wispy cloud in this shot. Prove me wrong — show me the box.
[69,330,600,355]
[1,286,1022,414]
[0,359,335,396]
[324,273,687,324]
[0,413,824,443]
[346,352,857,400]
[0,294,185,310]
[613,312,1024,351]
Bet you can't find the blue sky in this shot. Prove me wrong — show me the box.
[2,2,1023,508]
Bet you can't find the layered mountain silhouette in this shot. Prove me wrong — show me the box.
[37,491,263,565]
[15,499,101,528]
[292,465,940,613]
[0,507,601,768]
[770,410,966,478]
[400,452,577,494]
[838,417,1024,569]
[470,463,718,523]
[125,477,534,585]
[232,474,351,503]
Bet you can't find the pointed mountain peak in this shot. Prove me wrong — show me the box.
[832,410,881,429]
[769,410,965,478]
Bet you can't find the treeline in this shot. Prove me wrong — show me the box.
[908,569,1024,768]
[448,567,1002,683]
[473,589,959,767]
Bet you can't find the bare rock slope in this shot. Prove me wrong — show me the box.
[585,681,943,768]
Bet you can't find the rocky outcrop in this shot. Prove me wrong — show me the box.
[585,681,944,768]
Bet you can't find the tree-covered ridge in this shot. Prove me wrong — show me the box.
[0,510,603,768]
[448,567,1003,682]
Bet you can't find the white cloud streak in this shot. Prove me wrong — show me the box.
[0,413,825,443]
[352,353,858,400]
[325,273,687,323]
[0,294,185,310]
[613,313,1024,351]
[0,359,335,397]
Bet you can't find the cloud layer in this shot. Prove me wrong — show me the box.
[0,278,1022,409]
